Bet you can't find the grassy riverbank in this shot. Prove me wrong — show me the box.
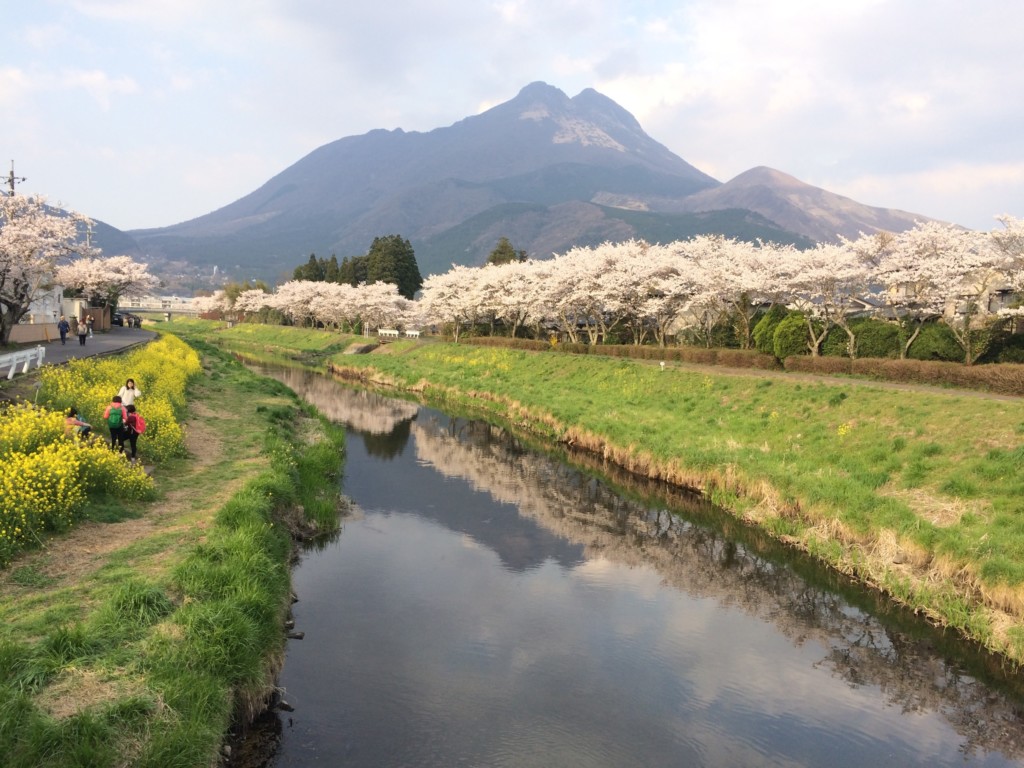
[0,334,345,767]
[315,339,1024,663]
[146,320,1024,662]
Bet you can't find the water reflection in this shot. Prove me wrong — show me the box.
[253,366,1024,767]
[410,411,1024,760]
[252,363,418,457]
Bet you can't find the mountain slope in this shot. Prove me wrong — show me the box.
[126,84,936,281]
[675,166,932,241]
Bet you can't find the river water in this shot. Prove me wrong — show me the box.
[253,366,1024,767]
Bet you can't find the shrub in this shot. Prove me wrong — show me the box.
[854,319,902,359]
[994,333,1024,364]
[715,348,782,370]
[907,322,963,362]
[823,319,901,359]
[821,325,850,357]
[773,314,810,359]
[784,356,853,375]
[753,305,788,355]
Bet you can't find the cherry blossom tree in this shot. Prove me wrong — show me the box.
[990,215,1024,321]
[0,194,91,345]
[268,280,323,327]
[354,281,412,331]
[698,238,794,349]
[307,282,356,330]
[191,290,229,316]
[545,244,626,344]
[232,288,270,314]
[597,240,654,345]
[786,241,872,356]
[56,254,159,309]
[641,243,702,347]
[477,260,546,338]
[880,222,1007,364]
[419,266,483,342]
[674,236,736,347]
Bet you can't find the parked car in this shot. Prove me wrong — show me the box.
[111,313,124,326]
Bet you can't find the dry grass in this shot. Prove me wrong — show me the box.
[881,485,988,528]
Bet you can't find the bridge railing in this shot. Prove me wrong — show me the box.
[1,345,46,380]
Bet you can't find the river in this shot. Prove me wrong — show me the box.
[250,365,1024,767]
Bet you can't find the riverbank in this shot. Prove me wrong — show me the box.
[313,340,1024,665]
[0,334,346,767]
[153,320,1024,662]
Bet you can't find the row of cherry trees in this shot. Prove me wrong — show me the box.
[416,218,1024,361]
[194,279,415,332]
[0,194,159,345]
[202,217,1024,362]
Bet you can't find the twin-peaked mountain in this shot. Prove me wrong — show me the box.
[120,82,932,281]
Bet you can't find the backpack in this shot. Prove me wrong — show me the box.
[128,414,147,435]
[107,406,124,429]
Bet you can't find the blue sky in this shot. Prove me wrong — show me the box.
[3,1,1022,233]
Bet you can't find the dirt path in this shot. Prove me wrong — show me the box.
[0,395,240,608]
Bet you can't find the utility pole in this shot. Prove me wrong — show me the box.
[6,160,26,195]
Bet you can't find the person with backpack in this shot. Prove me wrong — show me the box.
[103,395,128,450]
[118,404,146,464]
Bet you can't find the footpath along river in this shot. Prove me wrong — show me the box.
[250,365,1024,767]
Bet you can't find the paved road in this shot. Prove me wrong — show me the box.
[32,326,157,366]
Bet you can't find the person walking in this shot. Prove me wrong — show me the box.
[102,395,128,451]
[57,316,70,345]
[77,318,88,346]
[86,315,94,337]
[119,404,145,463]
[118,378,141,407]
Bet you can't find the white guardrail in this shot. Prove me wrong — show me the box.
[1,345,46,380]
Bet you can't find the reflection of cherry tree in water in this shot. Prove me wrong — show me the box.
[412,413,1024,761]
[248,364,418,435]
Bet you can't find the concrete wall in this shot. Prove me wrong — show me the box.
[9,323,57,344]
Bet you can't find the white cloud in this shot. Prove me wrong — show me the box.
[2,0,1021,231]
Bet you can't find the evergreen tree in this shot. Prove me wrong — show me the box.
[487,237,527,265]
[338,254,369,286]
[293,253,325,281]
[325,254,340,283]
[365,235,423,299]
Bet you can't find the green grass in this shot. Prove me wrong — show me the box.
[307,338,1024,657]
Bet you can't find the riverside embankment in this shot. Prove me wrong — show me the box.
[323,337,1024,665]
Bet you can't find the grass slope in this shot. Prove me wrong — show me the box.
[325,341,1024,662]
[0,334,346,767]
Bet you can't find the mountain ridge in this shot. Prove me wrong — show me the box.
[100,82,936,281]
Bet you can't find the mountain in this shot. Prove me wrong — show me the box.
[124,82,931,281]
[673,166,929,242]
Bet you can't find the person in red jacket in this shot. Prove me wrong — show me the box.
[119,404,143,464]
[102,395,128,451]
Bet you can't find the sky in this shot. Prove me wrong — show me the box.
[3,1,1022,234]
